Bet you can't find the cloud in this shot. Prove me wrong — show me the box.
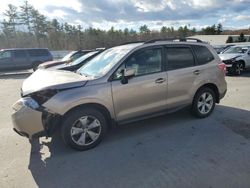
[234,15,250,21]
[1,0,250,30]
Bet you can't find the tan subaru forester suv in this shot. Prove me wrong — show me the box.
[12,38,227,151]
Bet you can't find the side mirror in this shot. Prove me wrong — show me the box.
[121,68,135,84]
[124,68,135,77]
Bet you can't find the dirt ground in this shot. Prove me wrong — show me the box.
[0,72,250,188]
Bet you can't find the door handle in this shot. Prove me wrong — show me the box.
[193,70,200,75]
[155,78,166,84]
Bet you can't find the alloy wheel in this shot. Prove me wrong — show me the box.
[235,63,243,75]
[197,92,214,115]
[70,116,102,146]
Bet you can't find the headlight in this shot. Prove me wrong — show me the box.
[29,90,58,105]
[231,58,236,63]
[13,97,39,111]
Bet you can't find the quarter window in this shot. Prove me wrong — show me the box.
[166,47,195,70]
[125,48,162,76]
[193,46,214,65]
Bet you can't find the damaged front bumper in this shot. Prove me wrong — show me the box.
[11,97,59,139]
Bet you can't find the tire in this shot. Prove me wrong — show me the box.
[192,87,216,118]
[61,107,107,151]
[233,62,244,75]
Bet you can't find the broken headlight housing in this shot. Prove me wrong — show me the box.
[29,90,58,105]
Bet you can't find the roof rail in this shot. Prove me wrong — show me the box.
[144,37,203,44]
[120,41,145,45]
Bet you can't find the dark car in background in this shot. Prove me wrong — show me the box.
[38,50,92,69]
[0,48,53,71]
[48,49,105,71]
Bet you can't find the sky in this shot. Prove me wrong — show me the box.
[0,0,250,31]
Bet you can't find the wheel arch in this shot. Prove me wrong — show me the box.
[63,103,114,128]
[194,83,220,103]
[238,60,245,68]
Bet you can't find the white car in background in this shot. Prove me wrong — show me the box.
[219,45,250,75]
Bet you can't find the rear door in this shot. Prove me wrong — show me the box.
[12,50,29,69]
[166,45,199,109]
[111,47,168,121]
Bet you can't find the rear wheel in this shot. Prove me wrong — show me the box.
[61,107,107,151]
[192,87,215,118]
[233,62,244,75]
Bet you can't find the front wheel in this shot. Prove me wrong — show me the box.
[61,108,107,151]
[233,62,244,75]
[192,88,216,118]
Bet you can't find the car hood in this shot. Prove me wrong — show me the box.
[219,53,242,61]
[22,69,88,96]
[38,60,67,69]
[47,62,72,70]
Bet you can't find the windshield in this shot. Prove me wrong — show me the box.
[224,46,249,54]
[70,51,99,65]
[77,47,130,78]
[61,51,76,61]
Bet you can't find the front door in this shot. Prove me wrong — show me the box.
[111,47,168,121]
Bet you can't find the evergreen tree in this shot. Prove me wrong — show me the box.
[238,33,246,42]
[226,36,233,43]
[20,1,34,33]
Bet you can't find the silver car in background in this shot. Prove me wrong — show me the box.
[219,45,250,75]
[12,38,227,151]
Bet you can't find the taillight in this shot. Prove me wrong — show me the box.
[218,62,226,75]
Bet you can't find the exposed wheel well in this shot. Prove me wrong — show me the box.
[63,103,114,128]
[238,60,245,68]
[195,83,220,103]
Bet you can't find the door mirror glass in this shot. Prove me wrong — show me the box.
[120,68,136,84]
[124,68,135,78]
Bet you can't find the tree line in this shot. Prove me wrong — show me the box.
[0,1,237,50]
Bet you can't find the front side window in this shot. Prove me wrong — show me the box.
[125,48,162,76]
[0,51,11,59]
[166,47,195,70]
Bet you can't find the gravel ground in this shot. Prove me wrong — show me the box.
[0,72,250,188]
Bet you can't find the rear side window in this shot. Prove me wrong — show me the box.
[13,50,27,58]
[166,47,195,70]
[193,46,214,65]
[28,49,49,57]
